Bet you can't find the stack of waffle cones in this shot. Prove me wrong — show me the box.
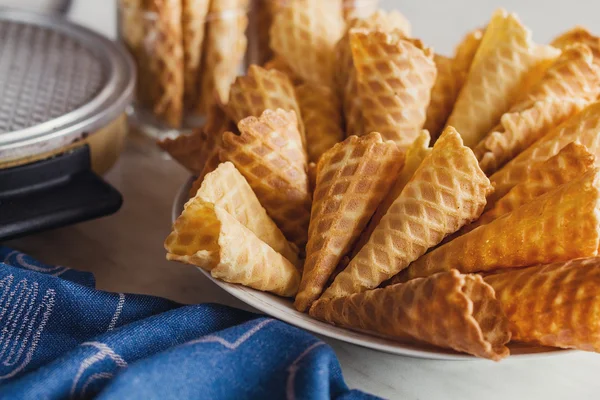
[162,6,600,360]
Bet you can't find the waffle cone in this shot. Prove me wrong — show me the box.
[158,129,206,174]
[144,0,184,128]
[457,142,594,239]
[120,0,145,51]
[311,270,510,360]
[452,28,484,92]
[197,0,249,113]
[295,83,344,163]
[321,127,492,300]
[489,101,600,204]
[192,162,299,265]
[485,258,600,353]
[402,169,600,281]
[270,0,345,86]
[159,105,234,177]
[335,11,411,137]
[182,0,210,108]
[225,65,305,145]
[351,30,437,148]
[165,198,300,297]
[512,44,600,109]
[294,133,403,312]
[552,27,600,66]
[249,0,279,66]
[221,109,311,247]
[446,9,560,147]
[352,130,429,255]
[424,55,459,140]
[474,98,588,175]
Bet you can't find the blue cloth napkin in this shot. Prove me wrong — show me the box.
[0,247,377,400]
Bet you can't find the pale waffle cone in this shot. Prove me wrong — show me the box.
[452,28,484,92]
[511,44,600,109]
[295,83,344,163]
[445,9,560,147]
[165,198,300,297]
[270,0,345,86]
[263,57,302,85]
[473,98,588,175]
[342,0,380,21]
[401,169,600,281]
[145,0,184,128]
[552,26,600,66]
[311,270,510,361]
[191,162,300,265]
[225,65,305,145]
[182,0,210,108]
[460,142,594,236]
[485,258,600,352]
[424,55,459,140]
[351,30,437,149]
[488,101,600,204]
[352,130,429,255]
[320,127,492,300]
[197,0,249,113]
[294,133,403,312]
[221,109,311,247]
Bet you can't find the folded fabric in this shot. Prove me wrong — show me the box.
[0,247,374,400]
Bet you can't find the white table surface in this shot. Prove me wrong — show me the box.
[8,0,600,398]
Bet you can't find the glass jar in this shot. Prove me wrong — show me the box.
[117,0,250,139]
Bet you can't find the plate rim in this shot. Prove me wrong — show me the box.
[172,175,572,361]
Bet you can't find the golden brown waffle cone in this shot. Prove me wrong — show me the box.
[452,28,484,91]
[270,0,345,86]
[182,0,210,108]
[460,142,594,236]
[263,57,302,84]
[446,9,560,147]
[473,98,588,175]
[197,0,249,113]
[485,258,600,352]
[144,0,184,128]
[488,101,600,204]
[221,109,311,247]
[295,83,344,163]
[159,105,234,177]
[249,1,279,66]
[512,44,600,109]
[342,0,380,21]
[225,65,305,145]
[320,127,492,300]
[191,162,300,265]
[352,130,429,255]
[402,169,600,281]
[165,198,300,297]
[294,133,403,312]
[311,270,510,360]
[351,30,437,148]
[335,11,411,138]
[424,55,459,140]
[552,27,600,66]
[157,128,205,174]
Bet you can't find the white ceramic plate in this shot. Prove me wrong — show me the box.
[173,177,569,360]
